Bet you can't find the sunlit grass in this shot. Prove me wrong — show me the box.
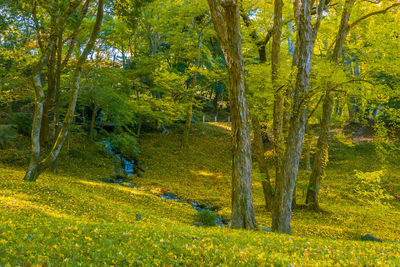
[0,124,400,265]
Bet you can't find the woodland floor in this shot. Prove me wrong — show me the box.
[0,122,400,265]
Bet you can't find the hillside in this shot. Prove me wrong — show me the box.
[1,123,400,265]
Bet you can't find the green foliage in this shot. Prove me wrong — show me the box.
[8,113,31,136]
[0,124,17,147]
[109,133,139,160]
[372,120,400,165]
[354,170,394,207]
[194,209,218,226]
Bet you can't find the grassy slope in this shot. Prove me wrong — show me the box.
[0,124,399,266]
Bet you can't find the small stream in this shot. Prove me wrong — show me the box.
[99,140,229,227]
[159,191,229,227]
[100,140,137,176]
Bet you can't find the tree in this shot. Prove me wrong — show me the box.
[24,0,105,181]
[207,0,257,230]
[306,0,400,210]
[272,0,327,234]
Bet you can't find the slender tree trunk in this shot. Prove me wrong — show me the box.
[272,0,284,190]
[306,0,355,209]
[182,101,193,150]
[40,43,57,145]
[39,15,58,146]
[243,4,274,211]
[251,115,273,210]
[137,118,142,137]
[306,90,334,209]
[304,122,311,171]
[24,74,46,181]
[53,29,63,139]
[213,90,220,116]
[89,102,98,140]
[208,0,257,230]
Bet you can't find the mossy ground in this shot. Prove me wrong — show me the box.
[1,123,399,265]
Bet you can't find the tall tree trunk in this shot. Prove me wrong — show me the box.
[272,0,325,234]
[24,0,105,182]
[306,0,355,209]
[251,115,273,210]
[208,0,257,230]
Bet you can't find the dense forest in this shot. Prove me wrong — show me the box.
[1,0,400,265]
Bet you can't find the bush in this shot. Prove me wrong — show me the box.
[194,210,218,227]
[354,170,394,206]
[109,133,139,160]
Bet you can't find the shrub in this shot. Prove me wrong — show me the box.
[194,210,218,227]
[354,170,394,206]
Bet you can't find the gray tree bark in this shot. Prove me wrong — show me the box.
[208,0,257,230]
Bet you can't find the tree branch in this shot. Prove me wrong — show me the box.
[348,3,400,30]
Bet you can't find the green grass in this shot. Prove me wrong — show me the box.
[1,123,400,265]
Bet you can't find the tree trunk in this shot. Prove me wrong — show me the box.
[272,0,284,190]
[251,115,273,210]
[53,28,63,140]
[213,89,220,116]
[306,90,334,209]
[272,0,325,234]
[89,102,98,140]
[182,102,193,150]
[40,43,57,146]
[304,122,311,171]
[40,13,59,146]
[137,117,142,137]
[306,0,355,209]
[208,0,257,230]
[24,74,46,182]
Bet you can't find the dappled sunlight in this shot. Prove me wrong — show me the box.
[77,179,149,197]
[190,169,226,180]
[207,122,232,131]
[0,194,76,221]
